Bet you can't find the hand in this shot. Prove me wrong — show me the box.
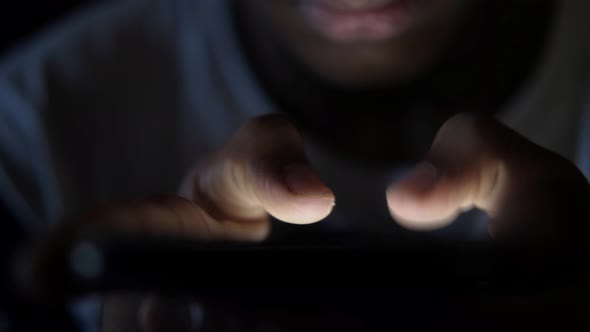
[386,113,590,245]
[36,114,334,245]
[178,113,335,229]
[25,114,334,332]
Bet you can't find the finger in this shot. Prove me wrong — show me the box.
[19,196,270,298]
[386,113,590,240]
[101,294,204,332]
[102,294,145,332]
[75,196,270,243]
[186,114,335,225]
[138,295,203,332]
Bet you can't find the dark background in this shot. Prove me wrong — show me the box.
[0,1,96,54]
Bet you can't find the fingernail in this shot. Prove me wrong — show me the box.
[283,163,332,196]
[402,162,438,192]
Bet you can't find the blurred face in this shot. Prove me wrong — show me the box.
[238,0,475,87]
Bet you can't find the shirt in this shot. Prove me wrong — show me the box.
[0,0,590,330]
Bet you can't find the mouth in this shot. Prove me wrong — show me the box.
[299,0,423,43]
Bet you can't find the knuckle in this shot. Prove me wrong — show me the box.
[165,197,224,239]
[176,198,229,240]
[189,205,218,239]
[138,200,186,235]
[129,196,223,240]
[220,156,260,208]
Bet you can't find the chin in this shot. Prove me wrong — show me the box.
[292,35,448,88]
[306,51,436,87]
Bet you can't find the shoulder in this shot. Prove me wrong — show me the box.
[0,0,191,105]
[0,0,184,66]
[0,0,204,222]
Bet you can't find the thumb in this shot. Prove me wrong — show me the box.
[184,114,335,226]
[386,113,590,242]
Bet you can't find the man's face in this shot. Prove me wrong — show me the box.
[240,0,475,87]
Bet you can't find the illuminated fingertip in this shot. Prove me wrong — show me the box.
[392,212,457,231]
[269,196,335,225]
[386,193,458,231]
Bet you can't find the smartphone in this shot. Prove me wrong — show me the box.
[13,230,590,331]
[38,230,585,301]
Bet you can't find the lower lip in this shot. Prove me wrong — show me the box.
[299,0,418,43]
